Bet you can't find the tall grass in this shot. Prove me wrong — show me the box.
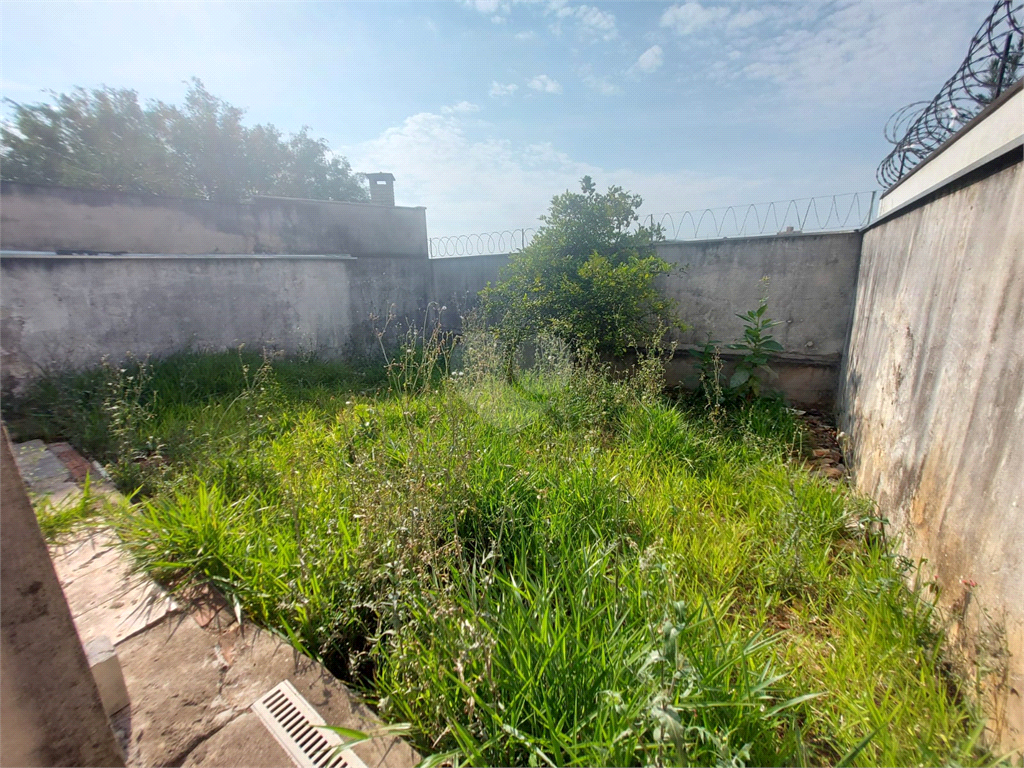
[1,336,998,766]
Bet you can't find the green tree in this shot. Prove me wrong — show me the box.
[1,78,367,202]
[480,176,679,360]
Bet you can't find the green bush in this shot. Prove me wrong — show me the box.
[480,177,681,364]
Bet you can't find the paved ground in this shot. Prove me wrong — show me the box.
[11,440,419,768]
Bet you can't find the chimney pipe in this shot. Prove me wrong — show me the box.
[366,172,396,206]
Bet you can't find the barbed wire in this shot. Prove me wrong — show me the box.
[428,228,537,258]
[877,0,1023,189]
[429,192,877,257]
[645,192,877,241]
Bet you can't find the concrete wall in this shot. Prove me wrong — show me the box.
[656,232,861,406]
[1,427,124,767]
[0,182,428,258]
[1,254,430,390]
[838,155,1023,749]
[430,232,862,407]
[430,253,511,328]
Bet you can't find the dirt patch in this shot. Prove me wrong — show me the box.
[795,408,847,481]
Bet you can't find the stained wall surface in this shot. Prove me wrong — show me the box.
[839,156,1024,749]
[0,182,428,259]
[0,254,430,390]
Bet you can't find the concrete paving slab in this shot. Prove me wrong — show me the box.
[12,439,73,496]
[113,616,237,767]
[74,578,180,646]
[114,617,419,768]
[179,712,292,768]
[51,530,179,645]
[50,530,122,587]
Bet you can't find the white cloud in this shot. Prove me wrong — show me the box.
[515,30,537,40]
[649,0,988,115]
[578,65,620,94]
[464,0,504,13]
[461,0,616,41]
[574,5,617,40]
[441,101,481,114]
[727,8,764,30]
[731,1,986,109]
[528,74,563,93]
[545,2,617,41]
[632,45,664,74]
[344,106,767,235]
[489,81,519,97]
[660,3,730,35]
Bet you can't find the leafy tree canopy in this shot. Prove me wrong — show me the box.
[481,176,680,358]
[1,78,367,202]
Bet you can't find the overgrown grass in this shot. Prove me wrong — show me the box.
[2,336,998,766]
[32,474,107,542]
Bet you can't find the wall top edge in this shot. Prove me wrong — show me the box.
[659,229,863,246]
[0,182,427,213]
[0,251,357,261]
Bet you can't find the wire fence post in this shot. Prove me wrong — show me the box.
[995,32,1014,96]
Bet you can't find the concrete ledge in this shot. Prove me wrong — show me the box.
[1,428,125,767]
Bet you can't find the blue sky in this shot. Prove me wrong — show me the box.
[1,0,992,234]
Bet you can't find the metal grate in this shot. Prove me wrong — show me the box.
[251,680,369,768]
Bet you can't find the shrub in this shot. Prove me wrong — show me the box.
[480,177,681,365]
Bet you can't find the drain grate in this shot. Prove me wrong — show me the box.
[251,680,369,768]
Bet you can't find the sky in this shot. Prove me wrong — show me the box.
[0,0,994,236]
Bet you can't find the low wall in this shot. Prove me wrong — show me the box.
[1,427,124,766]
[839,153,1023,749]
[0,254,431,390]
[430,231,862,407]
[0,182,429,258]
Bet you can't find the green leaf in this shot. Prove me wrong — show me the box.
[730,369,751,388]
[835,725,881,767]
[763,691,824,718]
[762,339,784,352]
[320,722,413,752]
[417,750,464,768]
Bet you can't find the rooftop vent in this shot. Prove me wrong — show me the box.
[251,680,369,768]
[365,172,395,207]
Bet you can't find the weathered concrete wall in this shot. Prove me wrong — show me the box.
[430,232,862,407]
[838,156,1023,750]
[657,232,861,407]
[1,427,125,767]
[0,182,428,258]
[431,253,511,329]
[0,254,430,390]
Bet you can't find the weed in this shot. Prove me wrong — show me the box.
[727,280,784,400]
[34,474,106,542]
